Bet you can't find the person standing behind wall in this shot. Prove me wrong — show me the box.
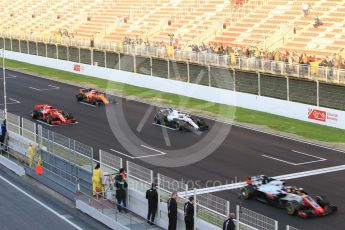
[223,213,236,230]
[115,173,128,212]
[27,143,36,167]
[0,120,7,148]
[92,163,104,197]
[167,191,178,230]
[184,196,195,230]
[146,183,158,225]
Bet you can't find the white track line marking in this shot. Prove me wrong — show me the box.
[262,154,298,165]
[0,74,17,79]
[0,98,21,105]
[152,123,177,131]
[262,150,327,166]
[29,85,60,91]
[110,146,167,159]
[110,149,135,159]
[181,164,345,196]
[291,150,326,160]
[79,102,96,107]
[0,175,83,230]
[140,145,166,155]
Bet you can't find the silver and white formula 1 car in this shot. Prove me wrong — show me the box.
[240,175,337,218]
[153,108,208,131]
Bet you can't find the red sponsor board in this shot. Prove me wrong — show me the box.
[308,109,326,122]
[73,64,81,72]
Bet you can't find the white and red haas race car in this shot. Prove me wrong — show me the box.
[240,175,337,218]
[32,104,76,125]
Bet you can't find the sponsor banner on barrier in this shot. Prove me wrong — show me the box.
[308,108,339,123]
[73,64,84,72]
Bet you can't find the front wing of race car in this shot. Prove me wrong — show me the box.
[297,205,337,218]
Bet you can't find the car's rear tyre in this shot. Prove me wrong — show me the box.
[76,94,83,101]
[286,201,300,215]
[240,186,255,200]
[32,110,39,119]
[91,98,98,106]
[154,116,161,124]
[175,122,181,130]
[47,115,53,125]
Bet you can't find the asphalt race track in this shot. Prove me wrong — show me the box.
[0,165,110,230]
[1,69,345,229]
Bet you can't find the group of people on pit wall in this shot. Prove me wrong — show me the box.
[92,166,236,230]
[145,183,236,230]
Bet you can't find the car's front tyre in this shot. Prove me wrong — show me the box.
[240,185,255,200]
[286,201,300,215]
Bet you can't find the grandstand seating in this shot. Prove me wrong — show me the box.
[1,0,345,57]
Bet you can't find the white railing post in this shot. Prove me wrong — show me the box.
[226,201,230,217]
[236,205,240,230]
[99,149,102,167]
[194,188,197,230]
[150,170,154,184]
[316,80,319,107]
[275,220,279,230]
[185,184,188,201]
[119,157,123,169]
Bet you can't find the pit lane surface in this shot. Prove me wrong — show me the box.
[1,69,345,229]
[0,165,111,230]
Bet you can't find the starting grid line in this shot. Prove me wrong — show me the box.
[262,149,327,166]
[181,164,345,196]
[110,145,167,159]
[29,85,60,91]
[0,98,21,106]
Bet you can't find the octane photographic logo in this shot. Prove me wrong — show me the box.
[105,58,236,167]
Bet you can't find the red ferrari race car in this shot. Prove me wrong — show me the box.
[32,104,76,125]
[240,175,337,218]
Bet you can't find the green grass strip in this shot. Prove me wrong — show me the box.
[4,58,345,143]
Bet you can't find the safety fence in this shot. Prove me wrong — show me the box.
[239,206,278,230]
[38,125,94,170]
[2,36,345,111]
[0,108,301,230]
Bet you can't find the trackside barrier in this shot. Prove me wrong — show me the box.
[196,192,230,227]
[158,173,188,203]
[127,161,152,193]
[239,206,278,230]
[0,108,4,119]
[38,125,94,171]
[99,149,122,171]
[6,112,20,134]
[286,226,299,230]
[21,118,36,142]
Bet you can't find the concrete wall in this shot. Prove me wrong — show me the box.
[5,50,345,130]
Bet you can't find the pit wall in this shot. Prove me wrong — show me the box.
[4,50,345,130]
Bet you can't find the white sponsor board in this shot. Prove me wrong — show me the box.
[4,50,345,130]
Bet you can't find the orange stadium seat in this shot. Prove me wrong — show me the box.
[0,0,344,57]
